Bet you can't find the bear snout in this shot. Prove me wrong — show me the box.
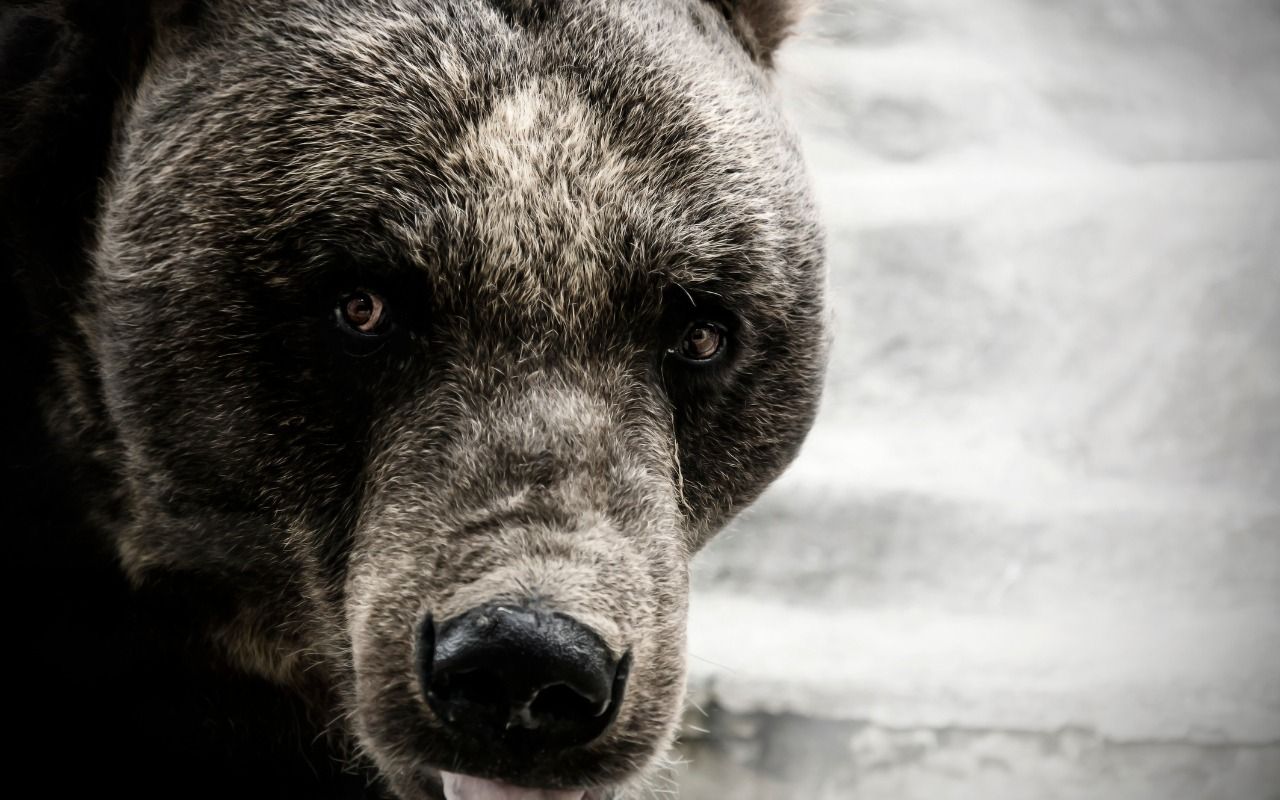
[418,604,630,753]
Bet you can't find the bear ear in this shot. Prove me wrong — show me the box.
[0,0,201,189]
[2,1,197,355]
[709,0,814,65]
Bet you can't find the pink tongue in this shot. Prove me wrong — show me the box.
[440,773,586,800]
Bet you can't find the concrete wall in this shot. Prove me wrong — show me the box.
[676,2,1280,797]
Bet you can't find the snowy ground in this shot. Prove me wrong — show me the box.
[676,2,1280,797]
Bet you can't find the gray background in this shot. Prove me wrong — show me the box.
[675,1,1280,797]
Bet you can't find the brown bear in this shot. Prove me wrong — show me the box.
[2,1,824,797]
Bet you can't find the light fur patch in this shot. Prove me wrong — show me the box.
[212,608,311,687]
[447,77,641,322]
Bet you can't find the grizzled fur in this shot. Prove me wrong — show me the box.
[3,0,823,797]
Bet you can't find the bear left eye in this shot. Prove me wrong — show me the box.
[336,290,390,335]
[672,321,727,363]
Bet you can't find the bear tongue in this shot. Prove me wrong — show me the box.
[440,772,586,800]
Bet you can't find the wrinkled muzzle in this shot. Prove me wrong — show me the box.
[346,379,690,798]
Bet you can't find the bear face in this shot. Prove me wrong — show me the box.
[7,1,822,797]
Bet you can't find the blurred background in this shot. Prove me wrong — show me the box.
[674,1,1280,797]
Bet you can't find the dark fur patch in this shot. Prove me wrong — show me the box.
[489,0,560,29]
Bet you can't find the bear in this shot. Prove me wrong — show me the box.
[2,1,824,798]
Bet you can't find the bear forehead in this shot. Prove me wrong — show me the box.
[108,0,803,323]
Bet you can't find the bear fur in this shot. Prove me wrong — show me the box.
[2,1,824,797]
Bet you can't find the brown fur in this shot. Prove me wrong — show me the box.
[4,1,822,797]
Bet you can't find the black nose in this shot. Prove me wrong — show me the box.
[418,604,629,750]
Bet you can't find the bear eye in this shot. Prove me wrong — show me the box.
[337,290,389,335]
[673,321,727,363]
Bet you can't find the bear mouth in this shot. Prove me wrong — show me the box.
[439,772,603,800]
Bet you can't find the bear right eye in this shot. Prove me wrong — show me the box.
[336,290,391,336]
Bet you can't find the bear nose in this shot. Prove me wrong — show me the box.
[418,604,629,750]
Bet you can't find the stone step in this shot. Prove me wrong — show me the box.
[684,592,1280,742]
[813,164,1280,498]
[693,463,1280,619]
[678,573,1280,797]
[674,711,1280,800]
[779,0,1280,166]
